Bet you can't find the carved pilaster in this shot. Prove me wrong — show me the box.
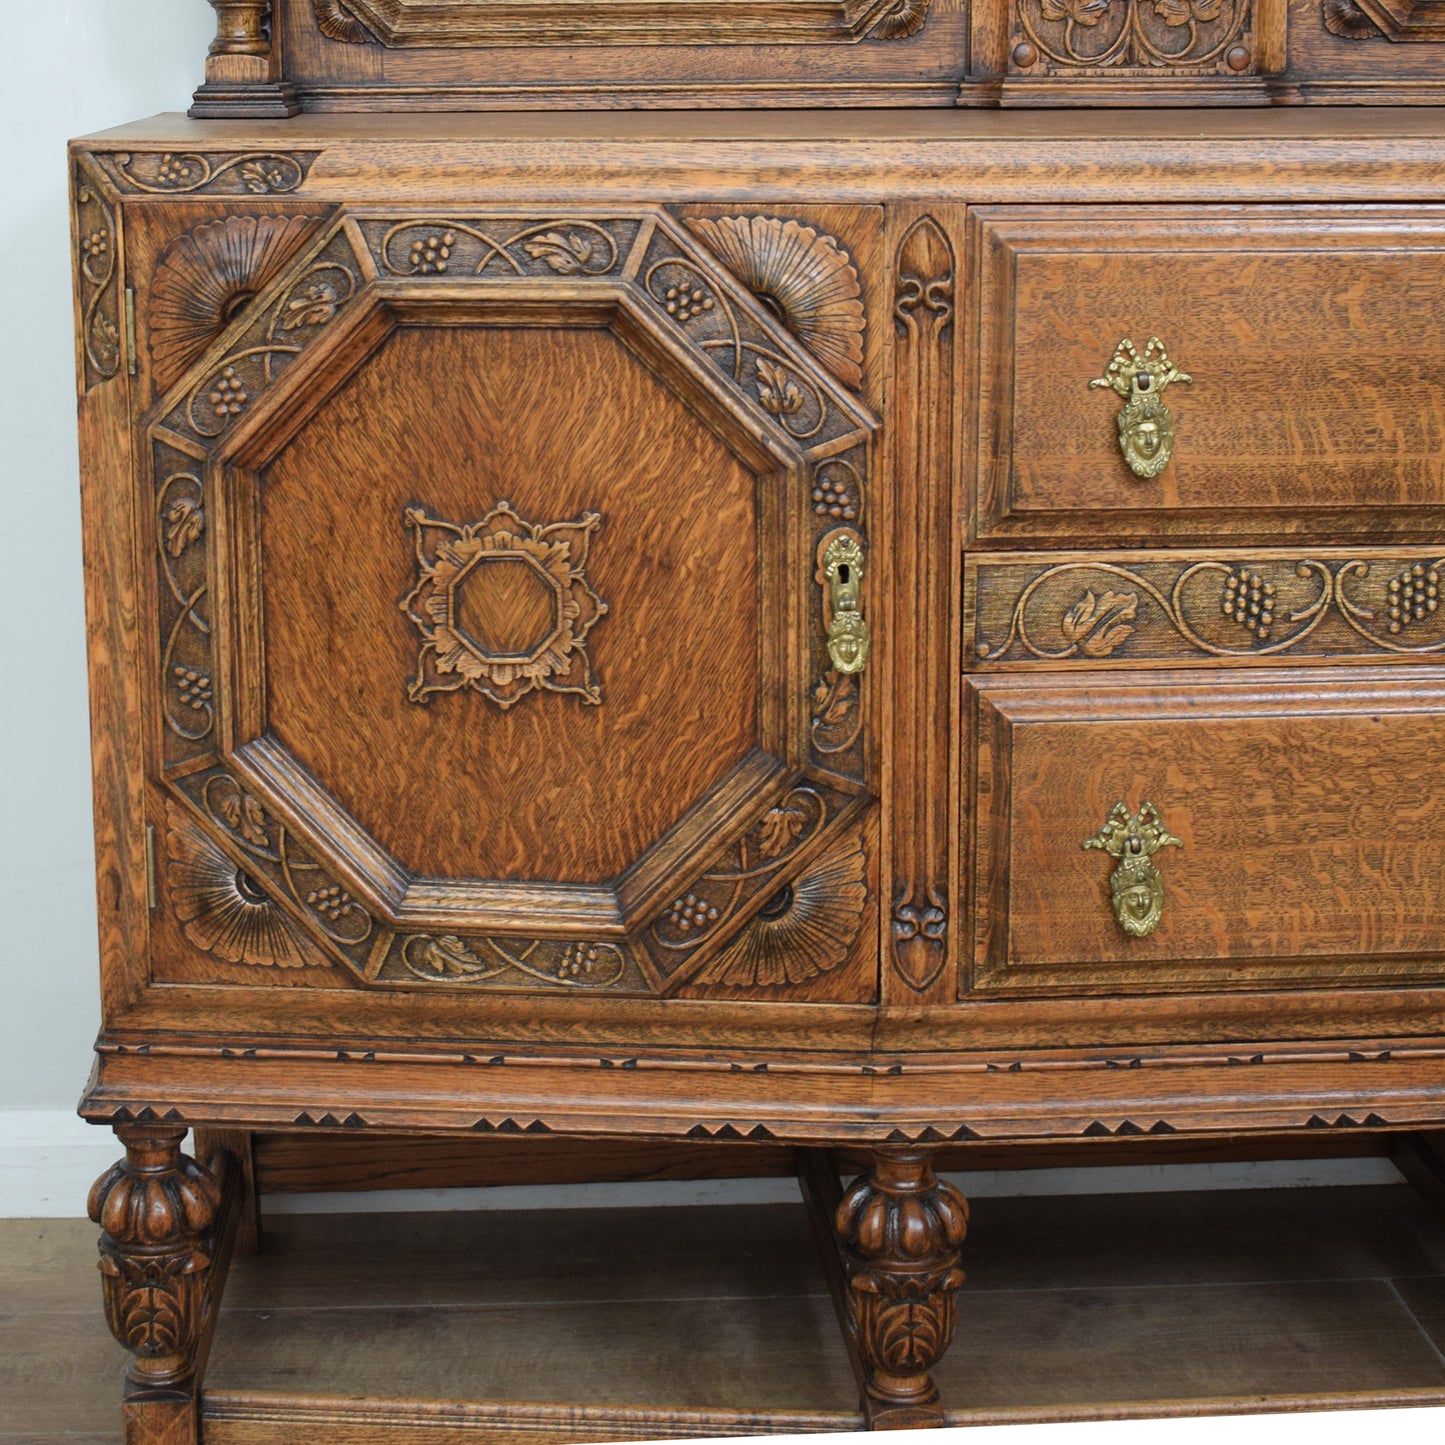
[888,217,956,999]
[836,1148,969,1427]
[89,1126,221,1394]
[190,0,302,118]
[205,1,270,55]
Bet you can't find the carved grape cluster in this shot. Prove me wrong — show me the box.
[1387,563,1439,634]
[409,231,456,274]
[209,366,248,418]
[306,883,353,921]
[557,943,606,979]
[667,893,719,932]
[155,154,198,187]
[81,229,110,262]
[813,471,858,521]
[1221,569,1275,640]
[663,284,715,323]
[172,666,212,711]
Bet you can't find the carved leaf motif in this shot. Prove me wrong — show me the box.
[1061,589,1137,657]
[756,359,804,417]
[1082,620,1137,657]
[164,497,204,558]
[279,282,338,331]
[219,792,269,847]
[1042,0,1115,23]
[759,806,807,858]
[524,232,595,274]
[1061,589,1099,642]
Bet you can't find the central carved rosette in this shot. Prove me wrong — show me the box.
[400,501,607,709]
[836,1150,969,1420]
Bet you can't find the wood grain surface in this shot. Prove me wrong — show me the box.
[262,322,761,884]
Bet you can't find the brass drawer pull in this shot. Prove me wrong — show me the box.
[1083,800,1181,938]
[819,529,869,675]
[1090,336,1191,479]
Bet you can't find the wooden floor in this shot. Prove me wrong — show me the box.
[11,1183,1445,1441]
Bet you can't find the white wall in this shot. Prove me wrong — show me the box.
[1,4,213,1126]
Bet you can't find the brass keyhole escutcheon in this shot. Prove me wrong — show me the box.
[1090,336,1192,480]
[1082,800,1182,939]
[818,529,869,675]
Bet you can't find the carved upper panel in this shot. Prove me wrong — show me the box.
[311,0,932,45]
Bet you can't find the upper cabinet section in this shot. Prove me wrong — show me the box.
[188,0,1445,113]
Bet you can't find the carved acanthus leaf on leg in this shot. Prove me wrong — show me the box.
[836,1149,969,1426]
[89,1126,222,1390]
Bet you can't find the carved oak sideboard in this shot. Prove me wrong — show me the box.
[70,84,1445,1445]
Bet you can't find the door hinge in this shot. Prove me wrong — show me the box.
[144,822,158,910]
[124,288,137,376]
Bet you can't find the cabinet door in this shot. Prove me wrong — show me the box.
[144,207,879,1003]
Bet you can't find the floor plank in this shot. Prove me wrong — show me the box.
[936,1278,1445,1408]
[206,1295,856,1412]
[222,1203,827,1311]
[962,1184,1445,1292]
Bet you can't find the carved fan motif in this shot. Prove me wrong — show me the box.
[868,0,932,37]
[686,216,866,391]
[165,804,326,969]
[149,215,320,392]
[693,831,867,987]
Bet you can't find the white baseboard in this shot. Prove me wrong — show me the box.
[0,1107,1404,1218]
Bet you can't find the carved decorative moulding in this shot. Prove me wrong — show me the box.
[311,0,931,45]
[1011,0,1256,71]
[74,166,121,392]
[686,216,866,391]
[400,503,608,709]
[693,829,867,987]
[96,151,319,196]
[970,550,1445,667]
[166,803,329,969]
[150,215,322,393]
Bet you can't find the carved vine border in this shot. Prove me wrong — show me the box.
[975,556,1445,664]
[100,151,318,196]
[75,168,121,391]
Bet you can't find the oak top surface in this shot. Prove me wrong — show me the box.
[80,106,1445,147]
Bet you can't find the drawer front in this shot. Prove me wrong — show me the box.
[967,669,1445,995]
[971,206,1445,546]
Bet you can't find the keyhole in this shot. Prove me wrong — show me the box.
[837,564,850,584]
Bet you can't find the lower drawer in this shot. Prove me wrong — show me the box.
[966,668,1445,996]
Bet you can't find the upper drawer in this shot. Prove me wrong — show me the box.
[970,206,1445,547]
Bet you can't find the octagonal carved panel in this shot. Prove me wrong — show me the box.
[143,206,877,998]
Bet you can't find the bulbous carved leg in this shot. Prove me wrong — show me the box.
[835,1149,969,1428]
[89,1126,223,1442]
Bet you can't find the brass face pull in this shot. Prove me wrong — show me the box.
[818,530,869,675]
[1090,336,1191,479]
[1082,800,1181,939]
